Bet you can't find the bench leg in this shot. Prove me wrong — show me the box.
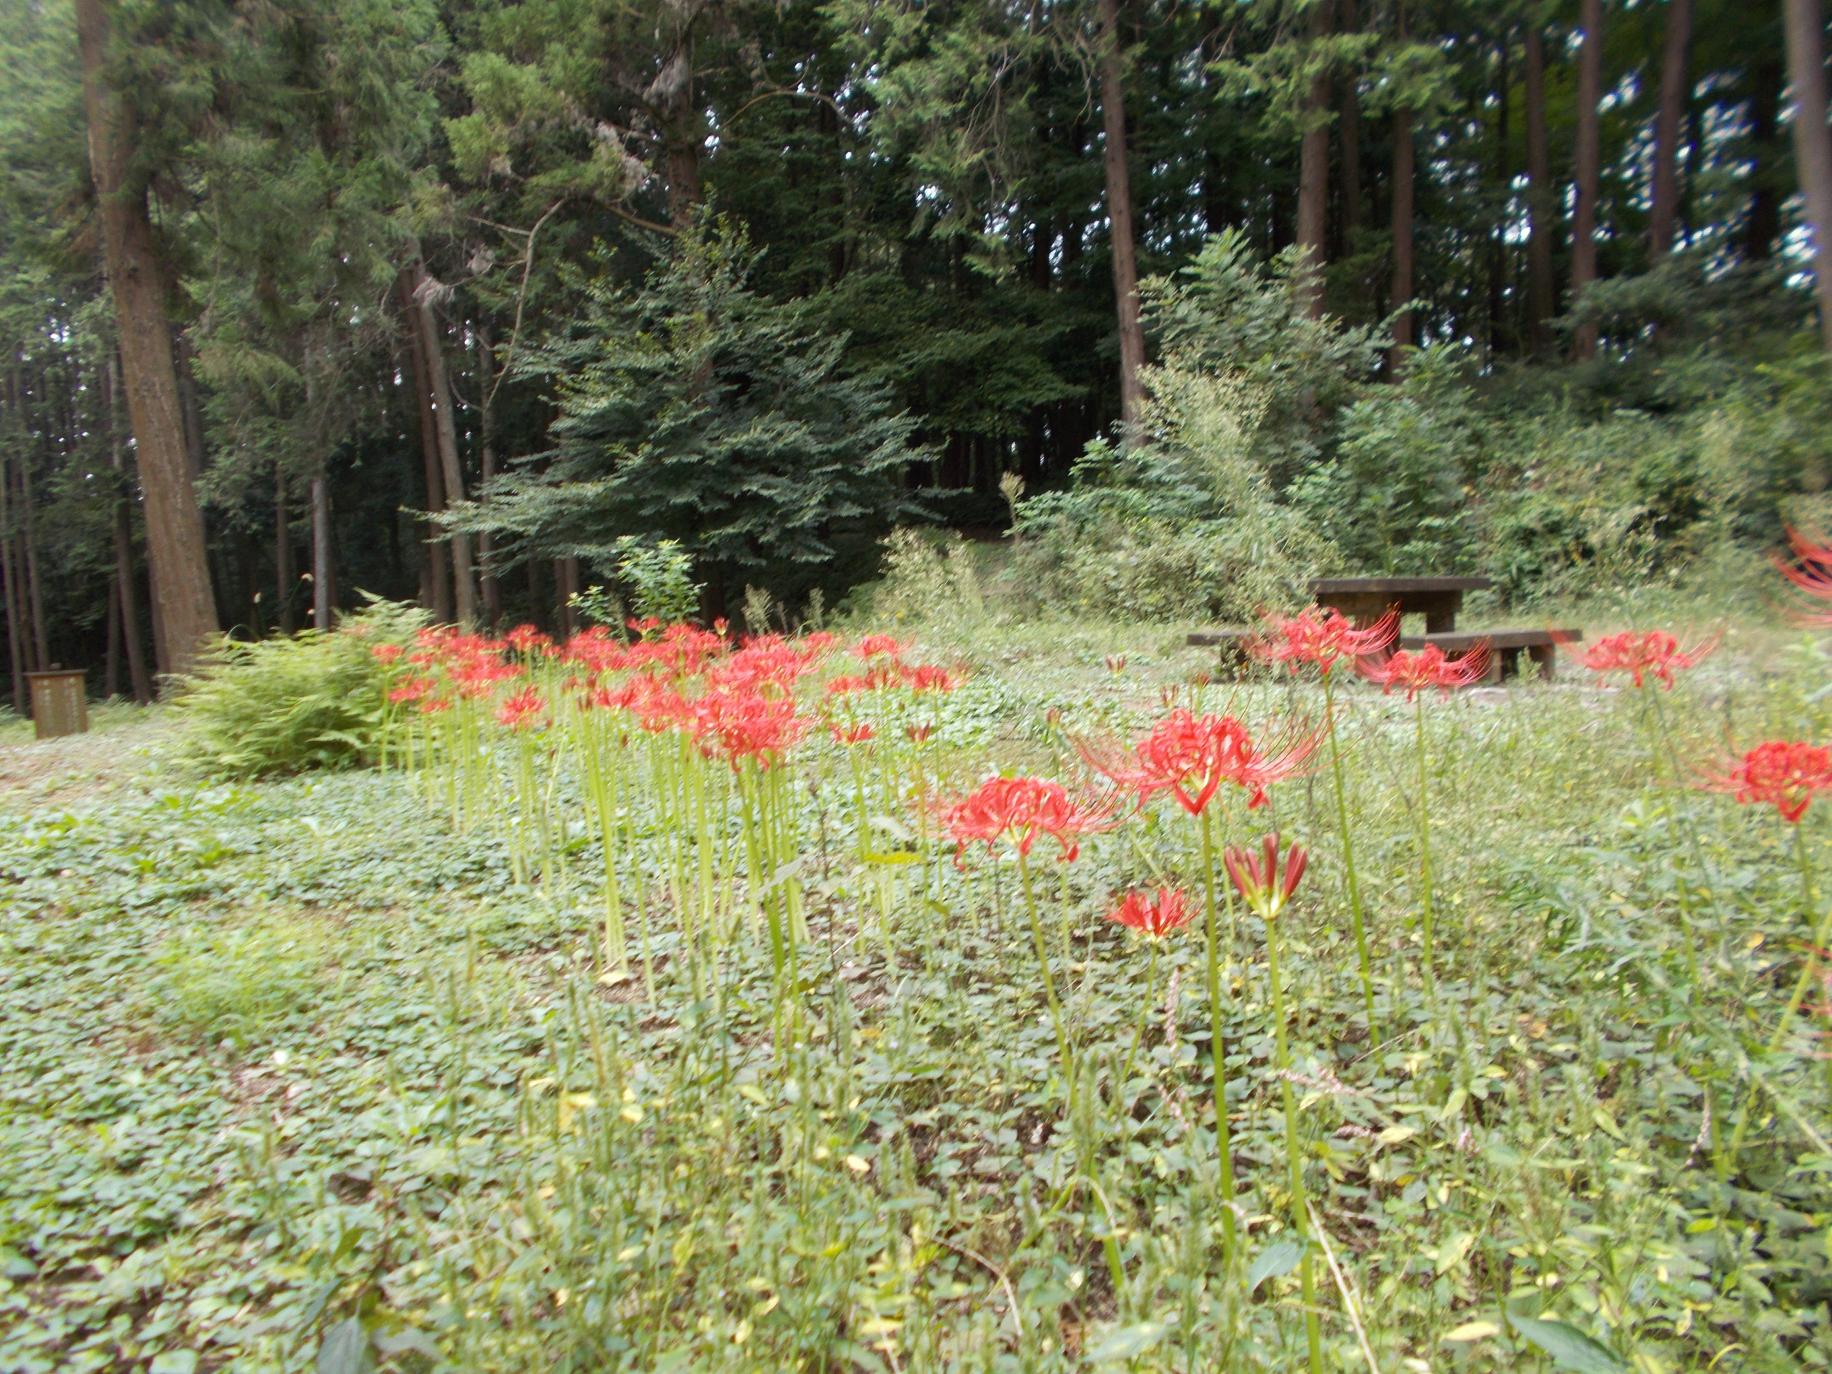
[1528,644,1556,681]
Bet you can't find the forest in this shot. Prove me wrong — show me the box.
[3,0,1832,699]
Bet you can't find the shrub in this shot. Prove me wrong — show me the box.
[170,598,426,779]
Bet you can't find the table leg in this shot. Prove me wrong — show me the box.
[1423,594,1461,634]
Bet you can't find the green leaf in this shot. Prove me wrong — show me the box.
[316,1319,375,1374]
[1085,1321,1169,1362]
[149,1354,199,1374]
[1247,1237,1305,1295]
[1507,1311,1627,1372]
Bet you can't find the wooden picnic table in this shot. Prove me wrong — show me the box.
[1310,575,1493,633]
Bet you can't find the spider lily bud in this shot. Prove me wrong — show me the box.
[1222,833,1309,920]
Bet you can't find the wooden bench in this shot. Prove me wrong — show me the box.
[1400,629,1581,682]
[1185,628,1254,669]
[1185,627,1582,682]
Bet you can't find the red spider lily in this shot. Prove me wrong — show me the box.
[1106,885,1197,940]
[829,722,875,746]
[905,722,935,744]
[603,678,694,734]
[495,687,549,732]
[562,627,628,676]
[453,658,522,700]
[1254,605,1400,674]
[691,689,806,770]
[1699,740,1832,823]
[418,697,452,715]
[626,616,663,637]
[710,637,829,693]
[855,634,906,660]
[943,776,1120,864]
[388,675,436,704]
[504,623,554,656]
[624,623,729,679]
[1772,528,1832,620]
[1222,833,1309,920]
[1581,630,1718,688]
[905,663,959,693]
[371,643,404,665]
[1075,709,1320,814]
[1357,641,1491,699]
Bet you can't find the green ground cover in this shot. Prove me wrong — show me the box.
[0,609,1828,1372]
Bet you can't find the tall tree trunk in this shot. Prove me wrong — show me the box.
[274,464,296,634]
[1336,0,1362,248]
[1488,22,1512,355]
[655,14,704,227]
[1096,0,1147,428]
[475,325,503,630]
[1745,52,1784,260]
[104,578,121,699]
[309,472,334,628]
[0,438,24,711]
[20,399,50,670]
[1786,0,1832,349]
[107,353,151,703]
[75,0,218,682]
[407,264,476,625]
[1,528,23,713]
[1296,0,1334,318]
[402,323,454,625]
[1388,1,1415,366]
[1524,24,1558,354]
[1649,0,1693,258]
[556,557,580,636]
[1570,0,1605,359]
[174,329,206,478]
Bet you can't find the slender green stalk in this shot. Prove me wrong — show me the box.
[1324,670,1377,1038]
[1265,908,1322,1374]
[1725,821,1832,1164]
[1412,698,1438,1003]
[1016,848,1072,1089]
[1197,808,1239,1245]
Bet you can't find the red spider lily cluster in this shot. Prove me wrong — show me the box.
[1581,630,1717,688]
[943,776,1121,863]
[1223,834,1309,919]
[1254,606,1400,674]
[495,687,549,732]
[374,619,961,771]
[1075,709,1320,814]
[1358,642,1491,700]
[1106,886,1197,940]
[1700,740,1832,823]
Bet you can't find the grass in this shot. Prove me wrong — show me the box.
[0,601,1828,1372]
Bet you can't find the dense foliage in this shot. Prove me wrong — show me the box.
[169,599,428,779]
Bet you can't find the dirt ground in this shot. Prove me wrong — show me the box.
[0,716,164,811]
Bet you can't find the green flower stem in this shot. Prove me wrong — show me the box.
[1016,847,1073,1095]
[1412,697,1438,1004]
[1726,821,1832,1165]
[1116,940,1160,1107]
[1265,906,1322,1374]
[1325,670,1377,1039]
[1197,807,1239,1247]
